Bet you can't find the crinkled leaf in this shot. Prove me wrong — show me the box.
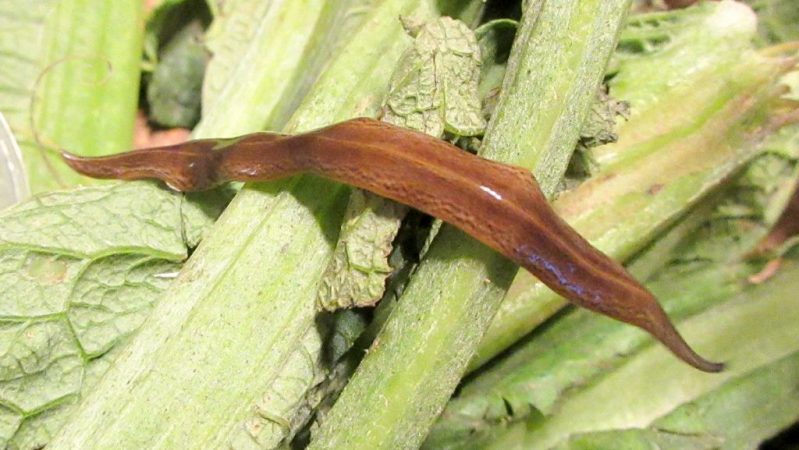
[577,88,628,150]
[317,190,407,309]
[1,183,188,257]
[67,255,179,357]
[9,341,127,450]
[0,182,227,448]
[567,87,630,180]
[383,16,485,136]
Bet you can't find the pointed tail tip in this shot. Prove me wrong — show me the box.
[687,354,726,373]
[671,337,726,373]
[650,318,726,373]
[662,333,726,373]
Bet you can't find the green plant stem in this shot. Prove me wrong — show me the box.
[523,257,799,449]
[553,349,799,449]
[196,0,380,136]
[0,0,143,193]
[307,2,632,449]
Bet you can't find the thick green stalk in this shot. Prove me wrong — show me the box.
[552,349,799,449]
[521,257,799,449]
[48,1,464,448]
[473,51,793,368]
[308,2,632,449]
[0,0,142,193]
[196,0,380,136]
[642,350,799,449]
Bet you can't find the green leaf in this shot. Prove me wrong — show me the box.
[578,88,629,151]
[317,190,407,309]
[0,0,143,193]
[383,16,485,136]
[1,183,192,258]
[566,87,630,181]
[0,182,226,448]
[145,0,210,128]
[67,255,182,356]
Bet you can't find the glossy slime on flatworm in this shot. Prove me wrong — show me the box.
[62,118,724,372]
